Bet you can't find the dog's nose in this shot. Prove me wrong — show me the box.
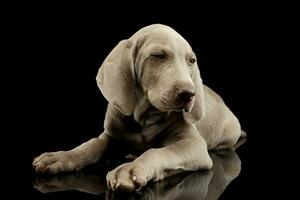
[178,88,195,103]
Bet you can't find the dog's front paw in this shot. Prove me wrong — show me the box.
[106,162,150,191]
[33,151,80,174]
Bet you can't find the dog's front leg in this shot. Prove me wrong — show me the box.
[33,133,110,174]
[107,131,212,191]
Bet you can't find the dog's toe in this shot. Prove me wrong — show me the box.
[106,162,148,192]
[131,166,148,187]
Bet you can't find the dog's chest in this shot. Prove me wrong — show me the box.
[106,101,177,150]
[133,108,170,141]
[140,108,169,126]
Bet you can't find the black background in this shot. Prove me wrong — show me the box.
[5,2,294,199]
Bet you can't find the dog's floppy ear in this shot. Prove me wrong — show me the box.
[96,39,136,116]
[183,65,206,124]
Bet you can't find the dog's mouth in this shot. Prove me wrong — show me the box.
[183,98,194,112]
[148,90,194,112]
[160,96,194,112]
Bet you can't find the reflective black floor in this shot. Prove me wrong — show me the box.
[31,140,245,200]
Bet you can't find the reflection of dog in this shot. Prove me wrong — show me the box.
[33,24,246,191]
[34,150,242,200]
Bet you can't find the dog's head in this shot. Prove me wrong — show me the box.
[96,24,205,124]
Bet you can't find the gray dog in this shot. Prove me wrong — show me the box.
[33,24,245,191]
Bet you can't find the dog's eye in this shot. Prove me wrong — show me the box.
[189,58,196,64]
[151,52,166,59]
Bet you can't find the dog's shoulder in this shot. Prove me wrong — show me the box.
[203,84,224,104]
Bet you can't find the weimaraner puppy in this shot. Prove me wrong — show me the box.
[33,24,245,191]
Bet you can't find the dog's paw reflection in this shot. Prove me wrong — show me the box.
[34,175,66,193]
[34,150,241,199]
[34,172,107,195]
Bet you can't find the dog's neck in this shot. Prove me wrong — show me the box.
[133,95,172,127]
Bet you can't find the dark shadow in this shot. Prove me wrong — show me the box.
[34,149,242,200]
